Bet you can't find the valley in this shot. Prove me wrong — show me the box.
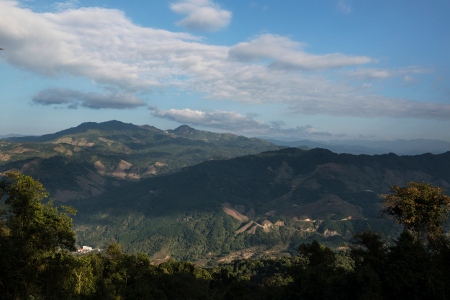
[2,121,450,263]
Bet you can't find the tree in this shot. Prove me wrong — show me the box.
[0,172,77,299]
[298,240,336,269]
[381,182,450,245]
[350,232,388,299]
[380,182,450,298]
[384,231,431,300]
[351,232,387,272]
[291,241,344,300]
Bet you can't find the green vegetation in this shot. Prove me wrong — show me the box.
[3,121,450,262]
[0,172,77,299]
[1,175,450,299]
[382,182,450,245]
[0,121,281,201]
[71,147,450,259]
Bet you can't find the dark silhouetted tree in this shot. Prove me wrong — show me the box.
[0,172,76,299]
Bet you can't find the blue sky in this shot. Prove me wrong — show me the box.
[0,0,449,141]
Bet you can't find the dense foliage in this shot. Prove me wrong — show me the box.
[0,172,77,299]
[1,174,450,299]
[73,147,450,258]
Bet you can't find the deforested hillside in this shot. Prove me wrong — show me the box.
[0,120,281,201]
[71,147,450,262]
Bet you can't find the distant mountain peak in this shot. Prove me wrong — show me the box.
[76,120,137,130]
[175,125,192,129]
[6,120,140,142]
[172,125,195,133]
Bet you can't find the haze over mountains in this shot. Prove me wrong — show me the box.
[1,120,450,263]
[4,121,449,155]
[265,138,450,155]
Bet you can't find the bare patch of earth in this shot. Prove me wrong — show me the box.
[145,166,157,175]
[54,145,66,153]
[144,162,167,176]
[128,166,141,180]
[217,246,268,263]
[53,145,73,156]
[151,248,171,265]
[54,138,94,147]
[0,153,10,161]
[97,137,114,146]
[10,146,36,154]
[54,137,73,144]
[222,204,249,223]
[112,160,133,179]
[236,221,255,234]
[94,160,107,174]
[130,137,144,144]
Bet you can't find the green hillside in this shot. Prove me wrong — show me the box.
[0,121,281,201]
[3,121,450,262]
[71,148,450,262]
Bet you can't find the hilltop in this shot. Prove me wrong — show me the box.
[0,120,281,201]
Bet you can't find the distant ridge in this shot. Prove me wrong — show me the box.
[6,120,142,142]
[0,134,28,139]
[265,138,450,155]
[6,121,449,155]
[0,120,281,202]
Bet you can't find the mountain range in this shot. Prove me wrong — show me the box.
[2,121,450,263]
[1,120,280,201]
[265,138,450,155]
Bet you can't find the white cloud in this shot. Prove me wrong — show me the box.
[170,0,231,31]
[228,34,372,71]
[149,106,334,138]
[149,107,265,131]
[0,1,448,120]
[0,0,209,91]
[33,88,146,109]
[286,93,450,119]
[347,67,432,81]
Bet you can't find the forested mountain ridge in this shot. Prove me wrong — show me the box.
[71,147,450,262]
[3,121,450,262]
[266,137,450,155]
[0,120,281,201]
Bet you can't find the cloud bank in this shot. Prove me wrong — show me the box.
[149,106,334,138]
[33,88,146,109]
[228,34,372,71]
[149,106,265,131]
[0,0,448,121]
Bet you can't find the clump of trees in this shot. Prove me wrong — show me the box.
[1,173,450,299]
[0,172,76,299]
